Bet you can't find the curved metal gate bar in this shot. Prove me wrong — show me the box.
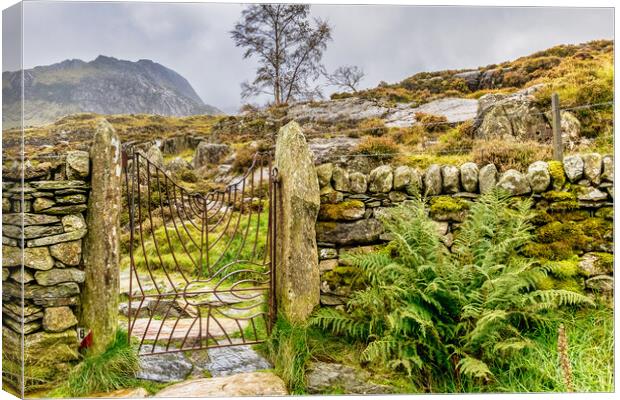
[121,148,278,355]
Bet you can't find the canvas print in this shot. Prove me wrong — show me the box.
[1,0,614,397]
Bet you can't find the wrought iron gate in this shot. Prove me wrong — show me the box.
[121,148,278,355]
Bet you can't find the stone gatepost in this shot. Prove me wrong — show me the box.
[274,121,321,322]
[80,120,122,354]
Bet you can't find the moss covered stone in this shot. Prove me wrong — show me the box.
[429,196,469,222]
[547,160,566,189]
[319,200,365,221]
[542,190,575,202]
[595,207,613,221]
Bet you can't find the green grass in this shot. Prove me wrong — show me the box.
[484,305,614,393]
[49,330,140,398]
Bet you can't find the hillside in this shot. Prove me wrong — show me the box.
[2,56,221,128]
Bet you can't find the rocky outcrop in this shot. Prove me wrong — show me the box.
[193,142,230,168]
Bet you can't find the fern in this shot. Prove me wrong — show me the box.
[310,190,593,388]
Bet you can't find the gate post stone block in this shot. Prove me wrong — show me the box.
[274,121,321,322]
[81,120,122,354]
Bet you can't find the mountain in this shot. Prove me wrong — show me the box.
[2,55,221,128]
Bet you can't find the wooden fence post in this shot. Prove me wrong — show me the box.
[551,93,563,161]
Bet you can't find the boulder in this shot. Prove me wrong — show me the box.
[460,162,479,193]
[582,153,602,184]
[527,161,551,193]
[146,144,164,168]
[274,121,321,322]
[153,372,288,397]
[559,111,582,150]
[577,187,608,202]
[348,172,367,193]
[563,155,584,182]
[424,164,442,196]
[66,150,90,179]
[316,163,334,188]
[475,87,550,142]
[166,157,192,173]
[316,219,384,245]
[602,156,614,182]
[368,165,393,193]
[441,165,460,194]
[332,166,350,192]
[193,142,230,168]
[42,306,78,332]
[497,169,531,196]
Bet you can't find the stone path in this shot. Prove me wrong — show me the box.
[153,372,287,397]
[130,317,249,341]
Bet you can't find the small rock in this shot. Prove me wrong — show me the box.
[306,362,391,394]
[579,253,613,277]
[424,164,442,195]
[61,214,86,232]
[527,161,551,193]
[460,162,479,193]
[348,172,367,193]
[319,259,338,272]
[316,163,334,188]
[146,144,165,168]
[577,187,608,202]
[433,221,449,236]
[49,240,82,266]
[35,268,85,286]
[167,157,192,173]
[332,166,350,192]
[388,191,407,202]
[563,155,584,182]
[497,169,531,196]
[319,248,338,260]
[33,197,55,212]
[2,246,54,270]
[582,153,602,184]
[441,165,460,194]
[601,156,614,182]
[585,275,613,293]
[26,229,87,247]
[10,268,34,283]
[368,165,393,193]
[42,306,78,332]
[66,150,90,179]
[316,219,384,245]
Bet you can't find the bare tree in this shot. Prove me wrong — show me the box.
[231,4,332,105]
[326,65,365,93]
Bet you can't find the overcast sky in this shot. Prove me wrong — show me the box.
[4,1,615,113]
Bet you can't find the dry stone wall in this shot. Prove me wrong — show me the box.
[2,151,91,389]
[315,154,614,307]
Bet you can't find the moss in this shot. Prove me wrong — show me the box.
[592,252,614,272]
[556,210,590,222]
[535,275,556,290]
[541,190,575,202]
[319,200,365,221]
[429,196,469,214]
[543,257,582,279]
[555,277,585,293]
[549,200,580,212]
[531,209,554,226]
[595,207,613,221]
[547,160,566,189]
[536,221,572,243]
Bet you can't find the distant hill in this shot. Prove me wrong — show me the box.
[2,55,221,128]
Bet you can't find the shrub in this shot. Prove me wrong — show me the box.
[414,112,449,133]
[312,191,592,388]
[232,145,258,172]
[357,118,387,136]
[471,139,552,171]
[353,136,400,161]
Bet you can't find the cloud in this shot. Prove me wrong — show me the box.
[9,2,614,113]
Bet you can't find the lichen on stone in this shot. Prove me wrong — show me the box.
[547,160,566,189]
